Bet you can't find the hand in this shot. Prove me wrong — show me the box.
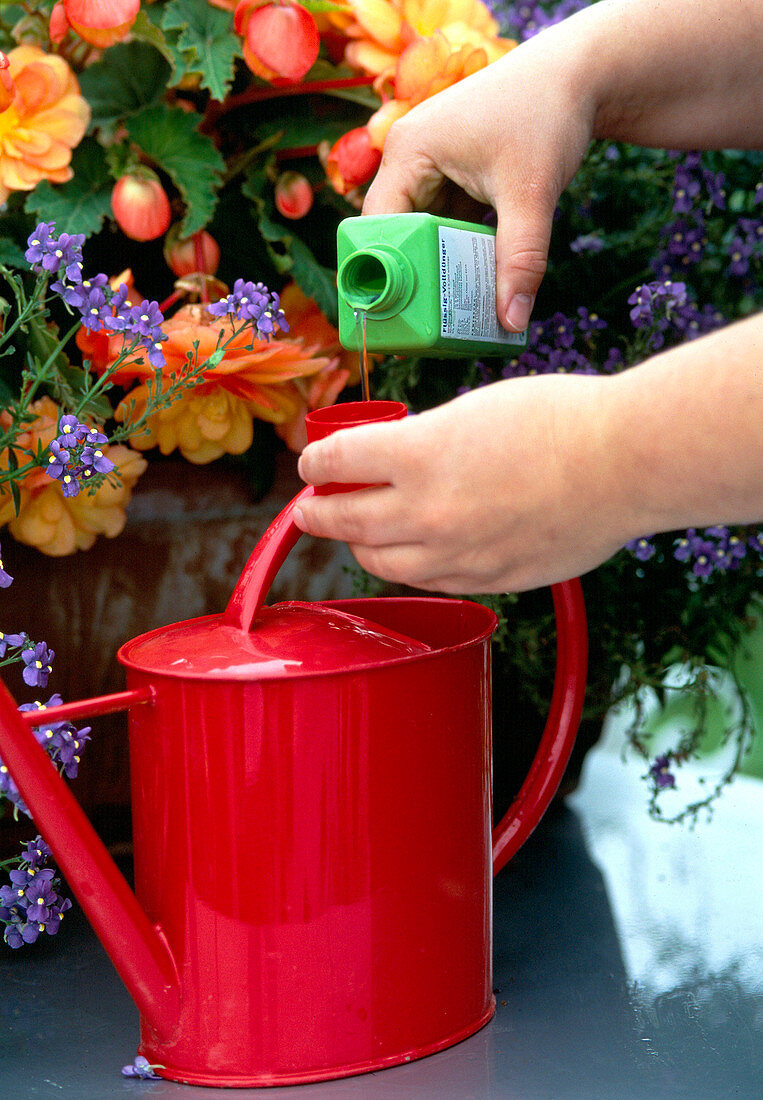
[362,29,596,334]
[294,375,629,593]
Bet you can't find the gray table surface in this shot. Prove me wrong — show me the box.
[1,725,760,1099]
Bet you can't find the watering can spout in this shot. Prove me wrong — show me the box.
[0,681,181,1042]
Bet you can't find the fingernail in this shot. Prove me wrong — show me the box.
[506,294,533,332]
[293,506,305,529]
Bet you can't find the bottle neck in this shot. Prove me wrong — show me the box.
[337,245,414,316]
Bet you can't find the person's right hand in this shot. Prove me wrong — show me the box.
[362,25,596,334]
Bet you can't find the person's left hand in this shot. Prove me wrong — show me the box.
[294,376,627,593]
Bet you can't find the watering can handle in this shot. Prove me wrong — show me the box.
[223,485,315,632]
[492,577,587,875]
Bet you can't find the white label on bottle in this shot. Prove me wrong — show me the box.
[438,226,526,344]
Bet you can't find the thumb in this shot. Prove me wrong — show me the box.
[494,196,556,334]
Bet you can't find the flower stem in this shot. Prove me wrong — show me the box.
[202,76,376,131]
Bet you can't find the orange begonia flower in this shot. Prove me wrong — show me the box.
[0,53,14,113]
[235,0,320,83]
[0,46,90,206]
[322,0,515,193]
[0,397,147,557]
[50,0,140,49]
[343,0,512,80]
[108,303,339,463]
[364,29,493,148]
[325,125,382,195]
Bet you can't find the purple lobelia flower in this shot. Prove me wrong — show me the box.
[672,167,701,214]
[22,837,53,866]
[0,866,71,947]
[702,168,726,210]
[649,755,676,790]
[55,271,109,308]
[24,222,57,268]
[0,630,26,657]
[46,439,70,479]
[0,543,12,588]
[122,1055,163,1080]
[80,445,115,475]
[25,222,84,284]
[76,284,112,331]
[208,280,289,337]
[56,414,87,446]
[20,642,54,688]
[625,537,657,562]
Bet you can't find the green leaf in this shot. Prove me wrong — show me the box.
[161,0,240,102]
[128,7,176,66]
[126,106,225,236]
[286,236,339,326]
[301,0,350,12]
[24,139,113,239]
[0,238,26,268]
[78,40,172,138]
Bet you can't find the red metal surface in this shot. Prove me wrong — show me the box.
[304,399,407,494]
[123,596,498,1085]
[492,578,588,874]
[0,399,587,1087]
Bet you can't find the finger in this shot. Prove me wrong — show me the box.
[494,193,555,333]
[293,484,412,547]
[349,540,445,590]
[362,118,447,216]
[297,421,407,489]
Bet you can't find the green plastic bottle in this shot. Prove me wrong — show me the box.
[336,212,527,357]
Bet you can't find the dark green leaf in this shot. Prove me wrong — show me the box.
[161,0,240,102]
[126,106,225,236]
[287,236,339,326]
[0,239,26,268]
[78,40,172,138]
[24,139,113,239]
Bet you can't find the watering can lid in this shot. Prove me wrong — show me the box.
[118,601,431,681]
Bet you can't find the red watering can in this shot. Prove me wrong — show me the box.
[0,401,587,1088]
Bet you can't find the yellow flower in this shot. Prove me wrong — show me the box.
[343,0,513,81]
[0,397,147,557]
[0,45,90,206]
[110,303,338,463]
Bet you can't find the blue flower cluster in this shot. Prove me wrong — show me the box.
[45,414,115,498]
[207,277,289,336]
[627,278,725,349]
[0,693,89,817]
[626,526,763,579]
[0,628,54,688]
[25,222,167,368]
[500,306,616,379]
[0,837,72,948]
[653,152,762,287]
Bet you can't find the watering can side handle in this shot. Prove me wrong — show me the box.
[0,679,180,1040]
[222,484,316,633]
[18,685,154,727]
[492,577,587,876]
